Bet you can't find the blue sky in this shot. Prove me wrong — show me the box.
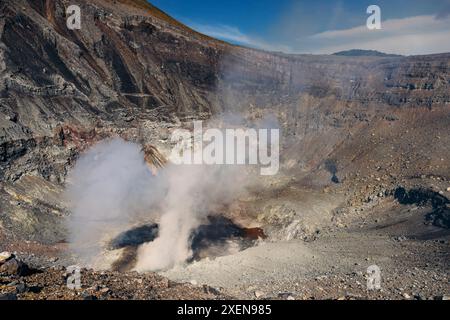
[150,0,450,55]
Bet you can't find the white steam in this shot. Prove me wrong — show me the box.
[66,138,162,263]
[134,163,245,271]
[67,137,248,271]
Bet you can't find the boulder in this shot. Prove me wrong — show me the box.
[0,258,30,276]
[15,283,29,294]
[0,293,18,300]
[0,252,13,264]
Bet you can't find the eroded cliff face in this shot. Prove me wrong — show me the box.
[0,0,449,242]
[0,0,223,185]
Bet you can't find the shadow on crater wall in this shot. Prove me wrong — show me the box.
[394,187,450,229]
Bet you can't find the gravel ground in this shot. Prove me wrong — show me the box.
[1,199,448,300]
[162,201,450,300]
[0,265,231,300]
[162,233,449,300]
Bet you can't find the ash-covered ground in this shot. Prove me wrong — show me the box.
[1,182,449,300]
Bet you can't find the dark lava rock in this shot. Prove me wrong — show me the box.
[0,293,18,300]
[15,283,29,294]
[0,258,30,276]
[82,292,98,300]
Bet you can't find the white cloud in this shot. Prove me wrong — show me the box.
[189,15,450,56]
[191,23,293,53]
[306,15,450,55]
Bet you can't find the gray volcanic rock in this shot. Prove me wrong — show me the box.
[0,251,12,264]
[0,257,29,276]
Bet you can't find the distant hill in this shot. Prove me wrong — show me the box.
[333,49,403,57]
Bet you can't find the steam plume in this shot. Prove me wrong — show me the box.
[134,160,248,271]
[67,137,248,270]
[66,138,162,264]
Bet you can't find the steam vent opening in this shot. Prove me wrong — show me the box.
[109,217,266,272]
[105,144,266,272]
